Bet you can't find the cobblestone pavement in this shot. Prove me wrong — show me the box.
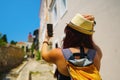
[2,58,56,80]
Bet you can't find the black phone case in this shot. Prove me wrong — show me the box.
[47,24,53,37]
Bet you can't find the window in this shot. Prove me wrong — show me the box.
[52,1,58,26]
[60,0,67,17]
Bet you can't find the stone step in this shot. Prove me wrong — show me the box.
[16,59,56,80]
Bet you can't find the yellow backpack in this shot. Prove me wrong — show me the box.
[62,47,101,80]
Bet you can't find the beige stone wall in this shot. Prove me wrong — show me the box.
[0,46,24,73]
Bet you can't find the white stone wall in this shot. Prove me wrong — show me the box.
[40,0,120,79]
[39,0,48,50]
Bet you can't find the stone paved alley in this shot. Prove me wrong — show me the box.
[2,59,56,80]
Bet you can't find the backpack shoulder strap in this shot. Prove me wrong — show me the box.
[62,48,73,60]
[87,49,96,61]
[80,46,96,61]
[62,48,96,61]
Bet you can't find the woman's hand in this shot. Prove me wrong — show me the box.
[82,14,95,21]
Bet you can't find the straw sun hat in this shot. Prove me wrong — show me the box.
[67,13,95,35]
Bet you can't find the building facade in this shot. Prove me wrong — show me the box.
[16,42,26,50]
[33,29,39,50]
[28,32,33,42]
[39,0,120,80]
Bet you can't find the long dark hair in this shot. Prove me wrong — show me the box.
[54,25,96,78]
[63,25,95,49]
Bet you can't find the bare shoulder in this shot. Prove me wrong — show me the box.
[94,45,103,59]
[93,45,103,71]
[44,48,62,63]
[50,48,62,56]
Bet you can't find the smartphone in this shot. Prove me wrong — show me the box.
[47,24,53,37]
